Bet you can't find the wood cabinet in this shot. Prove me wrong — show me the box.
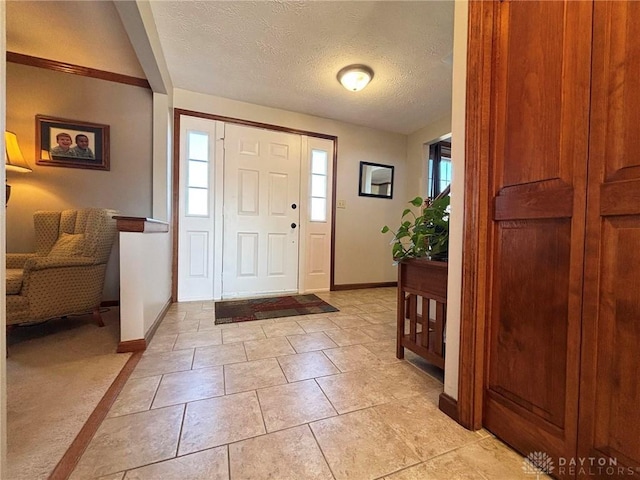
[468,1,640,477]
[395,258,447,369]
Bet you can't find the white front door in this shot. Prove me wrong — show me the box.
[222,124,301,298]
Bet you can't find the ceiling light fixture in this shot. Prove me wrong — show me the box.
[337,64,374,92]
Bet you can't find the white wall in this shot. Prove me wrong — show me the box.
[174,89,408,286]
[119,230,172,342]
[406,115,452,200]
[443,0,469,401]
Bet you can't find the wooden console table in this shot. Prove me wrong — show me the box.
[396,258,448,369]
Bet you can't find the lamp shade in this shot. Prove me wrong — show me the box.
[337,64,374,92]
[5,131,32,173]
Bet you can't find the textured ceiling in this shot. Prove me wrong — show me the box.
[7,1,454,136]
[149,1,454,134]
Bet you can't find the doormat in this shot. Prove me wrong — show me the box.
[214,294,339,325]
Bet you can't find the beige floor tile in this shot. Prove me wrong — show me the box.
[257,379,337,432]
[173,330,223,350]
[261,321,305,337]
[144,334,177,354]
[327,315,373,329]
[131,350,194,379]
[184,310,216,321]
[229,425,333,480]
[152,366,224,408]
[154,320,200,336]
[375,362,442,400]
[362,339,402,363]
[243,336,295,361]
[297,317,340,333]
[97,473,125,480]
[193,343,247,369]
[316,370,393,413]
[71,405,184,478]
[360,311,397,324]
[222,326,266,344]
[383,456,486,480]
[330,305,364,315]
[161,311,187,322]
[374,393,480,460]
[453,438,546,479]
[310,409,420,480]
[286,332,338,353]
[357,322,396,341]
[108,376,161,418]
[124,446,229,480]
[198,320,226,331]
[322,344,383,372]
[169,302,204,312]
[276,351,340,382]
[324,328,374,347]
[356,303,392,313]
[224,358,287,394]
[179,391,265,455]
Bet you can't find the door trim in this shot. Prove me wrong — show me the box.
[171,108,338,301]
[456,0,496,430]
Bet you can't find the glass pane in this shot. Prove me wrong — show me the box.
[311,174,327,198]
[188,160,208,188]
[188,131,208,161]
[310,197,326,222]
[187,187,208,216]
[311,150,328,174]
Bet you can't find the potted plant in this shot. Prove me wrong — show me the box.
[381,192,450,262]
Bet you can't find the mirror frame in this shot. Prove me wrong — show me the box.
[358,161,394,199]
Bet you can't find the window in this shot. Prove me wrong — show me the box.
[186,131,209,216]
[310,149,328,222]
[427,140,451,200]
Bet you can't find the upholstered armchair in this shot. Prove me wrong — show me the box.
[6,208,118,329]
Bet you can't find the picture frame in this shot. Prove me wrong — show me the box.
[36,115,110,171]
[358,161,394,199]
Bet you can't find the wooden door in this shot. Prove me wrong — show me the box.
[483,0,592,473]
[578,1,640,476]
[222,124,301,298]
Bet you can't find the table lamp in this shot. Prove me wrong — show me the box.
[5,131,32,204]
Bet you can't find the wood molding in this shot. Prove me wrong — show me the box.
[145,299,172,346]
[7,52,150,89]
[48,351,143,480]
[332,281,397,291]
[100,300,119,308]
[438,392,460,423]
[457,0,496,431]
[171,110,182,302]
[116,338,146,353]
[329,139,338,291]
[114,216,169,233]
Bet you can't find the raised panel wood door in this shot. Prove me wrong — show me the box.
[483,0,592,472]
[578,1,640,475]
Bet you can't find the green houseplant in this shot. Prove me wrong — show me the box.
[381,194,450,262]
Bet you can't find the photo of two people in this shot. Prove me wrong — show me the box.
[36,115,110,171]
[50,131,95,159]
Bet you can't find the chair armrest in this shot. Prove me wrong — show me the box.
[24,256,97,271]
[7,253,37,269]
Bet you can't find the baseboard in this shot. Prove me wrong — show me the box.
[438,392,459,423]
[117,338,146,353]
[145,299,172,345]
[332,281,397,291]
[100,300,120,307]
[116,299,172,353]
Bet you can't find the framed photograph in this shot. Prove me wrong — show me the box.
[36,115,110,170]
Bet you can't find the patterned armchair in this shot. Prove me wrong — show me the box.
[6,208,118,329]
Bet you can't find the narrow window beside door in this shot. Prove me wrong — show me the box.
[310,149,328,222]
[187,131,209,216]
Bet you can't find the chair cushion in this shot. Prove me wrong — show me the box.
[49,233,86,257]
[6,269,24,294]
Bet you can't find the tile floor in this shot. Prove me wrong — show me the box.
[69,288,539,480]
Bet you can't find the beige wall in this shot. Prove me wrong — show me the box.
[174,89,408,286]
[5,62,153,300]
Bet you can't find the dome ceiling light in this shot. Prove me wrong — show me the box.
[337,64,374,92]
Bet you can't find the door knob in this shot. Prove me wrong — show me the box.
[291,203,297,209]
[291,223,297,229]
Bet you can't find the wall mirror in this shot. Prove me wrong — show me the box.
[358,161,394,199]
